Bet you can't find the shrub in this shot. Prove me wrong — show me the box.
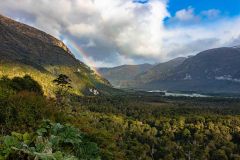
[11,75,43,95]
[0,121,101,160]
[0,91,56,133]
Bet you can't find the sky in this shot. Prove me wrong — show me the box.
[0,0,240,67]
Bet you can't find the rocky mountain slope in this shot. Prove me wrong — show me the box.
[0,14,111,96]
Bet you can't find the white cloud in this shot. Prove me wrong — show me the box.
[174,7,197,21]
[162,17,240,59]
[68,24,97,37]
[0,0,240,67]
[0,0,170,60]
[80,52,136,68]
[169,7,221,25]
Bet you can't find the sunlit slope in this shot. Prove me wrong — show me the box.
[0,14,110,96]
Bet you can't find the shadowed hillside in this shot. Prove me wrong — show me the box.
[140,47,240,93]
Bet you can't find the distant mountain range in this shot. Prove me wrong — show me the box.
[135,57,186,84]
[98,47,240,93]
[0,14,111,96]
[98,63,153,87]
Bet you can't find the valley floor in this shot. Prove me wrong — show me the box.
[1,77,240,159]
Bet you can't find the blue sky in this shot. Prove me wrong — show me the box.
[135,0,240,17]
[135,0,240,25]
[1,0,240,67]
[168,0,240,17]
[134,0,240,21]
[163,0,240,27]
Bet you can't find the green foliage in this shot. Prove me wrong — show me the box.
[0,121,100,160]
[0,75,43,95]
[2,75,240,159]
[11,75,44,95]
[0,84,14,102]
[0,75,59,133]
[0,77,15,101]
[53,74,73,107]
[0,91,56,132]
[0,62,109,96]
[72,96,240,160]
[53,74,72,89]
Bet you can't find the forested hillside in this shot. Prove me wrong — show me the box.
[1,75,240,159]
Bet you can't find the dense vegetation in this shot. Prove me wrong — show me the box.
[0,62,109,96]
[1,75,240,159]
[0,75,100,159]
[0,120,100,160]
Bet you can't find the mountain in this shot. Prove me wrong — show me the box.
[99,47,240,93]
[135,57,187,84]
[140,47,240,93]
[98,57,186,88]
[98,63,153,88]
[0,14,111,96]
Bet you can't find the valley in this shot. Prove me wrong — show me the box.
[2,75,240,159]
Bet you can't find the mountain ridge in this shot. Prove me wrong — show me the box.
[99,47,240,93]
[135,57,187,84]
[139,47,240,93]
[0,14,111,96]
[98,57,187,88]
[0,14,71,55]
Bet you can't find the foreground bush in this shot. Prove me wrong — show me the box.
[0,120,101,160]
[0,91,57,133]
[0,75,57,132]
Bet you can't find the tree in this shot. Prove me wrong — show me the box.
[53,74,72,107]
